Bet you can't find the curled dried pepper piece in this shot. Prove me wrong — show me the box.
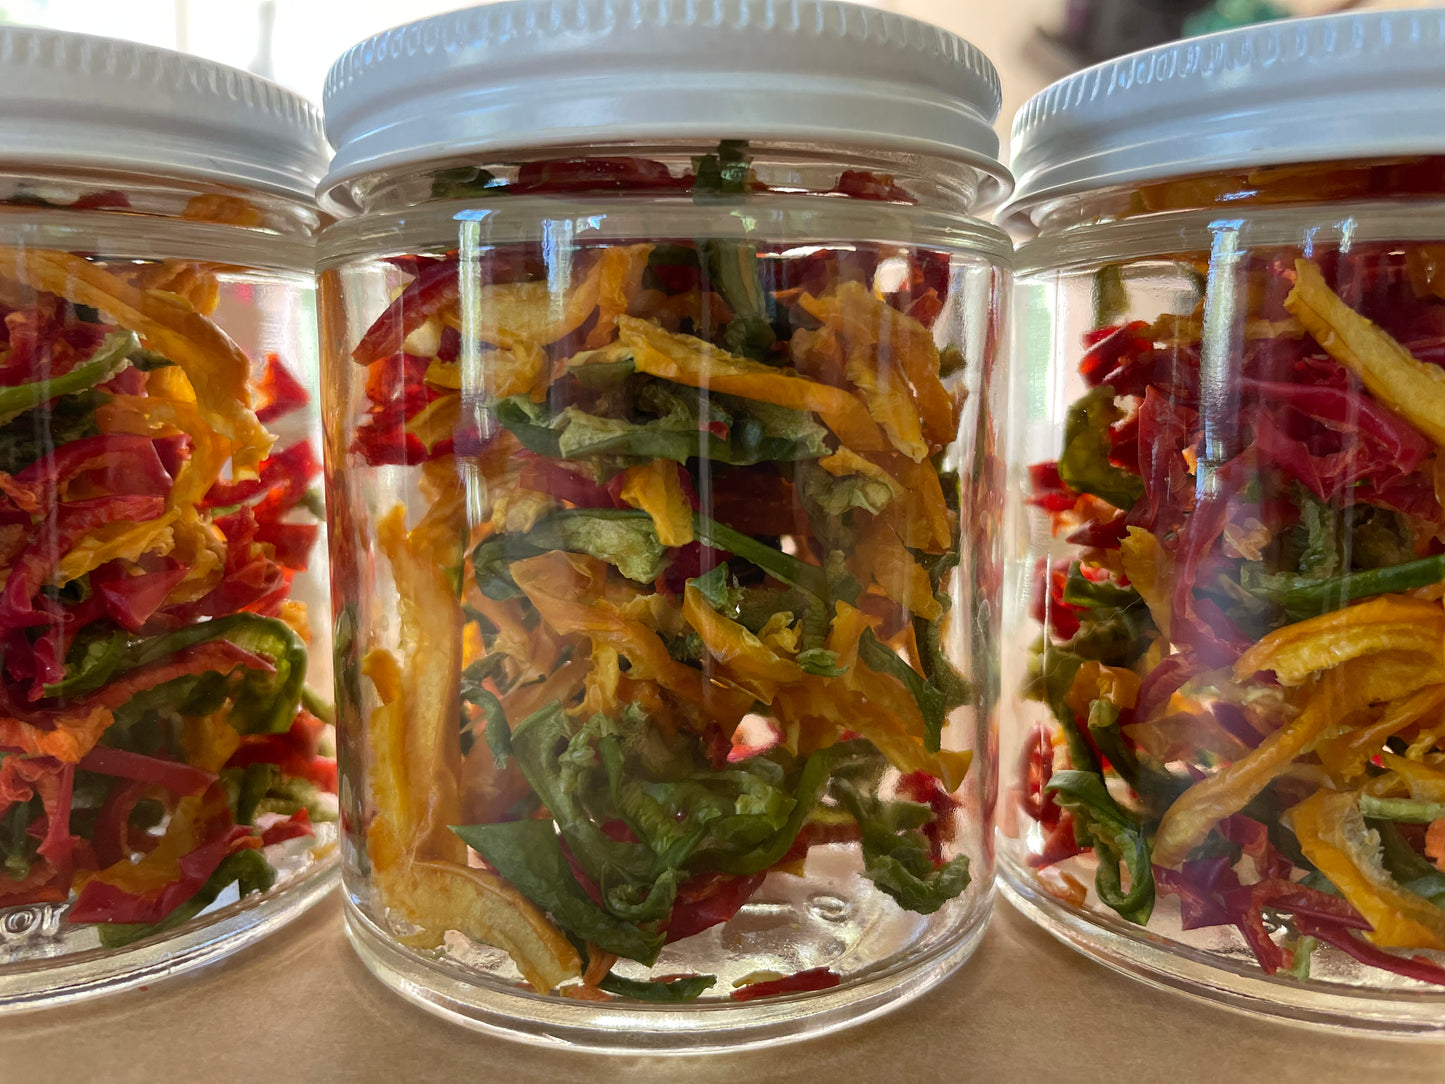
[617,459,693,547]
[682,582,805,702]
[379,859,582,993]
[511,550,753,722]
[1152,658,1374,868]
[374,506,464,865]
[614,316,890,454]
[1285,258,1445,446]
[1233,595,1445,686]
[1285,787,1445,951]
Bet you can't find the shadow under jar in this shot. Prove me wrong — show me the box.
[999,9,1445,1036]
[0,29,339,1009]
[317,0,1012,1051]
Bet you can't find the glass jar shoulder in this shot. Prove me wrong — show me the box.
[1017,197,1445,278]
[319,191,1012,272]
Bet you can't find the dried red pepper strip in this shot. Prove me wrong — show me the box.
[0,495,166,629]
[78,746,216,797]
[203,440,318,509]
[730,967,842,1001]
[1294,916,1445,987]
[663,871,769,943]
[512,156,686,195]
[254,353,310,425]
[90,562,189,631]
[352,257,459,367]
[90,778,151,869]
[1079,322,1152,386]
[259,806,314,846]
[2,434,172,515]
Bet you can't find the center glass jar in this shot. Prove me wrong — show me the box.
[317,0,1011,1050]
[999,10,1445,1034]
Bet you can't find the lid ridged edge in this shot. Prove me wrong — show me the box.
[325,0,1001,118]
[1005,9,1445,227]
[0,25,328,202]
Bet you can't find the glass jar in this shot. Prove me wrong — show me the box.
[0,29,337,1009]
[318,0,1011,1050]
[1000,10,1445,1034]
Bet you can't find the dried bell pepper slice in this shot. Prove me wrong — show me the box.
[617,459,694,547]
[1233,595,1445,686]
[1285,258,1445,446]
[614,316,890,454]
[1285,787,1445,951]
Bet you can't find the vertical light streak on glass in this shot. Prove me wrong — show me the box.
[457,214,488,527]
[1198,221,1244,497]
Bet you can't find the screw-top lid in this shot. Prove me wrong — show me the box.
[0,26,328,203]
[320,0,1010,213]
[1004,9,1445,228]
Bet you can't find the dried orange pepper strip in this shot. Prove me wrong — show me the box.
[1152,652,1443,868]
[375,506,464,865]
[382,859,582,993]
[511,550,753,722]
[615,316,890,453]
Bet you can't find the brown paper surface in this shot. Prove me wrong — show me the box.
[0,893,1438,1084]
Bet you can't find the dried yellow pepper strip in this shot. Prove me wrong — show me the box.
[1378,752,1445,803]
[1285,788,1445,951]
[0,246,272,477]
[799,281,956,447]
[444,266,600,351]
[375,505,465,865]
[1316,685,1445,785]
[1065,661,1140,719]
[383,860,582,993]
[618,459,694,547]
[615,316,890,454]
[1154,652,1444,867]
[852,517,943,622]
[682,583,805,703]
[1232,595,1445,685]
[586,244,654,349]
[1285,258,1445,446]
[881,454,953,553]
[1119,527,1172,640]
[511,550,753,722]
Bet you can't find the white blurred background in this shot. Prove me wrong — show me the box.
[0,0,1435,150]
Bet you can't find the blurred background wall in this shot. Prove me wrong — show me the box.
[0,0,1435,152]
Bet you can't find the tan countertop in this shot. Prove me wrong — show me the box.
[0,893,1439,1084]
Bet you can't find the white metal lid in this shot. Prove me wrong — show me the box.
[0,26,328,203]
[1004,8,1445,228]
[319,0,1009,213]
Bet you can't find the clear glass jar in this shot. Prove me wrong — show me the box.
[321,139,1009,1052]
[0,31,336,1010]
[1002,152,1445,1032]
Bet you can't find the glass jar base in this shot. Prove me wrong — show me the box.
[0,847,338,1013]
[344,884,992,1054]
[999,856,1445,1039]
